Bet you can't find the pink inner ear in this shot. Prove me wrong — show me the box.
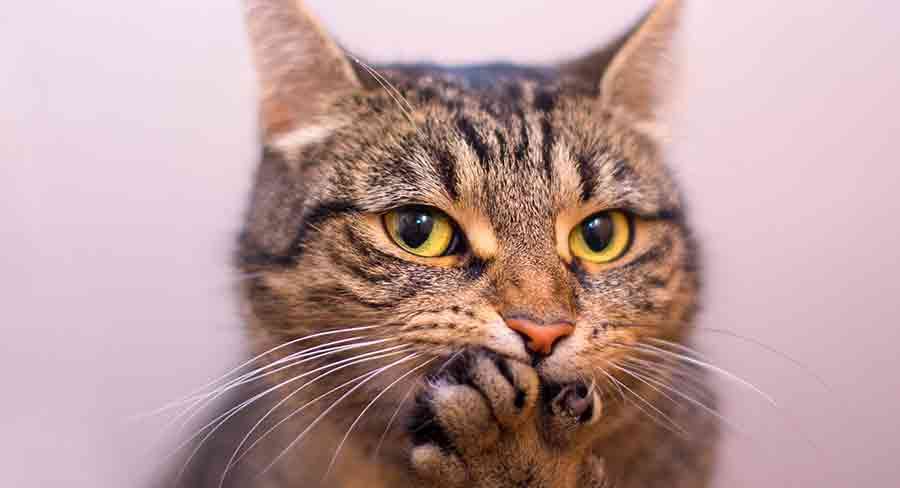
[245,0,361,140]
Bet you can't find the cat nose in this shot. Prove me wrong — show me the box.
[504,316,574,356]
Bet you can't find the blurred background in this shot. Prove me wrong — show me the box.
[2,1,898,486]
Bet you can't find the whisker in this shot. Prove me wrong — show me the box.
[613,360,743,435]
[137,326,385,419]
[602,368,628,404]
[139,337,392,465]
[599,367,686,435]
[372,349,462,461]
[255,352,424,479]
[607,361,680,406]
[630,343,778,407]
[192,326,384,393]
[217,346,417,485]
[620,354,824,461]
[619,356,713,404]
[347,55,415,117]
[164,337,379,429]
[677,327,832,393]
[176,337,390,408]
[588,371,603,399]
[627,341,825,454]
[373,381,417,459]
[322,355,438,481]
[170,345,412,483]
[170,338,394,436]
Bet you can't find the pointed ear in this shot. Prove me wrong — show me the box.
[565,0,683,140]
[244,0,360,144]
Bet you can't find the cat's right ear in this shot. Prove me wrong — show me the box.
[244,0,361,147]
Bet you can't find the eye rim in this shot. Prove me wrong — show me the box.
[568,210,632,264]
[382,205,463,258]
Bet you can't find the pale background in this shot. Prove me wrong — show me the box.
[2,1,898,486]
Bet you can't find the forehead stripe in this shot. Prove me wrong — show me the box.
[455,115,492,165]
[577,152,600,201]
[428,146,460,201]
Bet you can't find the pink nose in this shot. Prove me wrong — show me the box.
[505,317,574,356]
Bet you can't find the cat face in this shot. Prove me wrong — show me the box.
[239,0,692,387]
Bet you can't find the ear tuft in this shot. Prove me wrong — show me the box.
[244,0,360,143]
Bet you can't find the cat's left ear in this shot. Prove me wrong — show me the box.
[244,0,361,145]
[564,0,683,141]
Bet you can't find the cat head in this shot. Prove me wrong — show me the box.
[238,0,695,385]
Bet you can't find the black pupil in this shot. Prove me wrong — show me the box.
[582,214,613,252]
[397,209,434,248]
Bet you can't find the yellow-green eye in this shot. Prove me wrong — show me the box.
[569,210,632,263]
[384,206,458,257]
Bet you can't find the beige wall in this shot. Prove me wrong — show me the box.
[2,1,897,486]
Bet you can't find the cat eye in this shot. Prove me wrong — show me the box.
[383,205,461,258]
[568,210,632,263]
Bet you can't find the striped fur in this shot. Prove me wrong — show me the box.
[172,1,718,487]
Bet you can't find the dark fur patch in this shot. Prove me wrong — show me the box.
[464,256,490,280]
[620,235,674,271]
[289,200,360,257]
[407,392,455,452]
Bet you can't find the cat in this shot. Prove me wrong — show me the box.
[167,0,719,487]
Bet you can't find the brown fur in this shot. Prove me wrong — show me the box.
[168,1,719,487]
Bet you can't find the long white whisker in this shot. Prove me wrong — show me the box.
[372,349,462,460]
[602,367,627,404]
[174,337,390,411]
[218,346,415,485]
[215,346,414,486]
[373,381,416,459]
[348,55,415,116]
[171,345,411,483]
[322,355,437,480]
[633,343,778,407]
[620,356,713,404]
[139,338,392,465]
[607,362,680,406]
[642,340,825,454]
[171,339,394,436]
[136,326,384,419]
[684,326,832,392]
[622,353,823,456]
[615,359,743,434]
[600,367,686,435]
[255,352,423,479]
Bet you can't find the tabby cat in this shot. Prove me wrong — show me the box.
[169,0,719,486]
